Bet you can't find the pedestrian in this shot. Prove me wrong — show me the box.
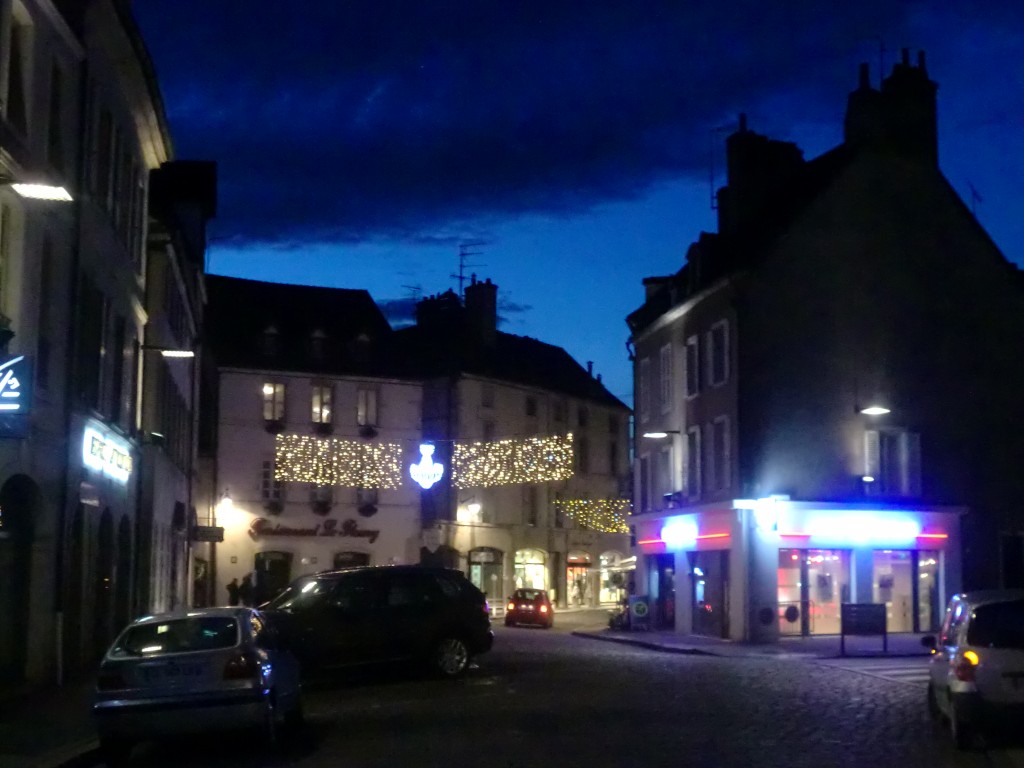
[226,577,240,606]
[238,574,254,607]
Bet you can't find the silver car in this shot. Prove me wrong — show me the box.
[93,607,303,764]
[924,590,1024,749]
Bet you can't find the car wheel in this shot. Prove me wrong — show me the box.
[926,684,941,721]
[433,636,470,678]
[950,699,976,751]
[99,737,133,767]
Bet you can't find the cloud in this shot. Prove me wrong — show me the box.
[133,1,1020,248]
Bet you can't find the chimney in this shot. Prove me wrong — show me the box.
[845,51,938,165]
[464,275,498,347]
[587,361,593,376]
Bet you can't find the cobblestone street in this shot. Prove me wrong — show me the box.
[96,619,1024,768]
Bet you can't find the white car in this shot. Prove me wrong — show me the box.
[93,607,303,765]
[924,590,1024,749]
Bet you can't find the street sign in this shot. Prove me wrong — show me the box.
[192,525,224,543]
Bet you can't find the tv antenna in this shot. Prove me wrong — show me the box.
[708,121,737,211]
[452,241,486,297]
[402,284,422,302]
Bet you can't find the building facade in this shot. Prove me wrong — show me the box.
[626,52,1024,642]
[203,276,632,611]
[0,0,211,686]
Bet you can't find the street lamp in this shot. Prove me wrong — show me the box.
[859,405,891,416]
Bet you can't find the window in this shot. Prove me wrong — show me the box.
[94,109,113,206]
[707,321,729,387]
[659,344,673,413]
[638,455,650,513]
[658,447,672,504]
[609,440,619,475]
[638,357,651,422]
[684,336,700,397]
[261,459,284,502]
[260,326,279,358]
[525,395,538,417]
[357,388,378,427]
[0,204,11,320]
[310,329,327,360]
[713,416,730,492]
[577,437,590,474]
[864,429,921,497]
[110,316,126,426]
[524,486,539,526]
[686,426,701,499]
[311,384,333,424]
[388,572,436,608]
[2,7,31,136]
[356,488,379,508]
[262,382,285,422]
[310,485,333,505]
[552,399,566,422]
[481,384,494,408]
[47,62,66,174]
[578,406,589,428]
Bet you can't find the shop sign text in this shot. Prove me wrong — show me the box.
[82,425,133,484]
[249,517,380,543]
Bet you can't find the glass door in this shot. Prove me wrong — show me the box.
[778,549,851,635]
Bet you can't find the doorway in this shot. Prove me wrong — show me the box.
[778,549,850,635]
[255,551,293,605]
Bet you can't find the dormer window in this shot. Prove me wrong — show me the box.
[310,328,327,360]
[261,325,280,357]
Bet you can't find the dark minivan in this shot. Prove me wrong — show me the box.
[263,566,493,677]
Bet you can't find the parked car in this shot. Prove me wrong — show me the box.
[93,607,303,765]
[924,590,1024,749]
[504,588,554,628]
[262,565,493,678]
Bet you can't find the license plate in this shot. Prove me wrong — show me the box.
[139,661,205,684]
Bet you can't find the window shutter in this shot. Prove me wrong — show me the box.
[864,430,881,479]
[903,432,922,496]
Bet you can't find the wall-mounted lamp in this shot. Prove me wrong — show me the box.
[1,173,73,201]
[859,406,891,416]
[642,430,680,439]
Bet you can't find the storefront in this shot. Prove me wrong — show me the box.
[469,547,504,603]
[566,551,591,606]
[514,549,547,591]
[632,497,962,642]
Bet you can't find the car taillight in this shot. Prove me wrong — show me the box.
[97,669,127,691]
[223,650,260,680]
[539,605,549,613]
[507,603,516,611]
[953,650,980,682]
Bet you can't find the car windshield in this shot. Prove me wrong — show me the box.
[263,578,332,611]
[967,600,1024,649]
[514,589,547,601]
[110,616,239,657]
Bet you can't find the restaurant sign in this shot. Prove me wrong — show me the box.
[82,424,133,483]
[249,517,380,543]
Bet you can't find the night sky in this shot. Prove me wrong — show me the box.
[133,2,1024,403]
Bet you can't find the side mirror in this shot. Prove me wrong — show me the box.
[921,635,936,649]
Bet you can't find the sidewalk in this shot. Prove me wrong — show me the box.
[0,675,99,768]
[571,628,934,659]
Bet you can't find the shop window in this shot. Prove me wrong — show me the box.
[872,550,914,633]
[918,551,940,632]
[515,549,547,592]
[777,549,850,636]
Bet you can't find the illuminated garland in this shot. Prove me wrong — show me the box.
[275,434,403,489]
[452,433,575,488]
[557,499,631,533]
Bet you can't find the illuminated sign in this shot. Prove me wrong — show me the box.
[409,444,444,490]
[0,355,29,414]
[82,426,133,483]
[661,516,698,549]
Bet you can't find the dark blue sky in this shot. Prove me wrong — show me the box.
[134,1,1024,402]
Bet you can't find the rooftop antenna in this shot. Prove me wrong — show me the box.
[452,241,485,298]
[402,283,422,302]
[708,121,738,211]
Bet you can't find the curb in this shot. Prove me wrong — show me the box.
[571,631,719,656]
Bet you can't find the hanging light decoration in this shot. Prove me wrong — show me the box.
[274,434,403,489]
[557,498,631,533]
[452,433,575,488]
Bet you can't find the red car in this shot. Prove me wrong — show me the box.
[505,589,554,628]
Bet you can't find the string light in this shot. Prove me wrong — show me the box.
[556,498,631,533]
[275,434,403,489]
[452,433,575,488]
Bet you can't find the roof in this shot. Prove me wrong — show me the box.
[129,607,255,625]
[386,324,629,410]
[204,275,393,376]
